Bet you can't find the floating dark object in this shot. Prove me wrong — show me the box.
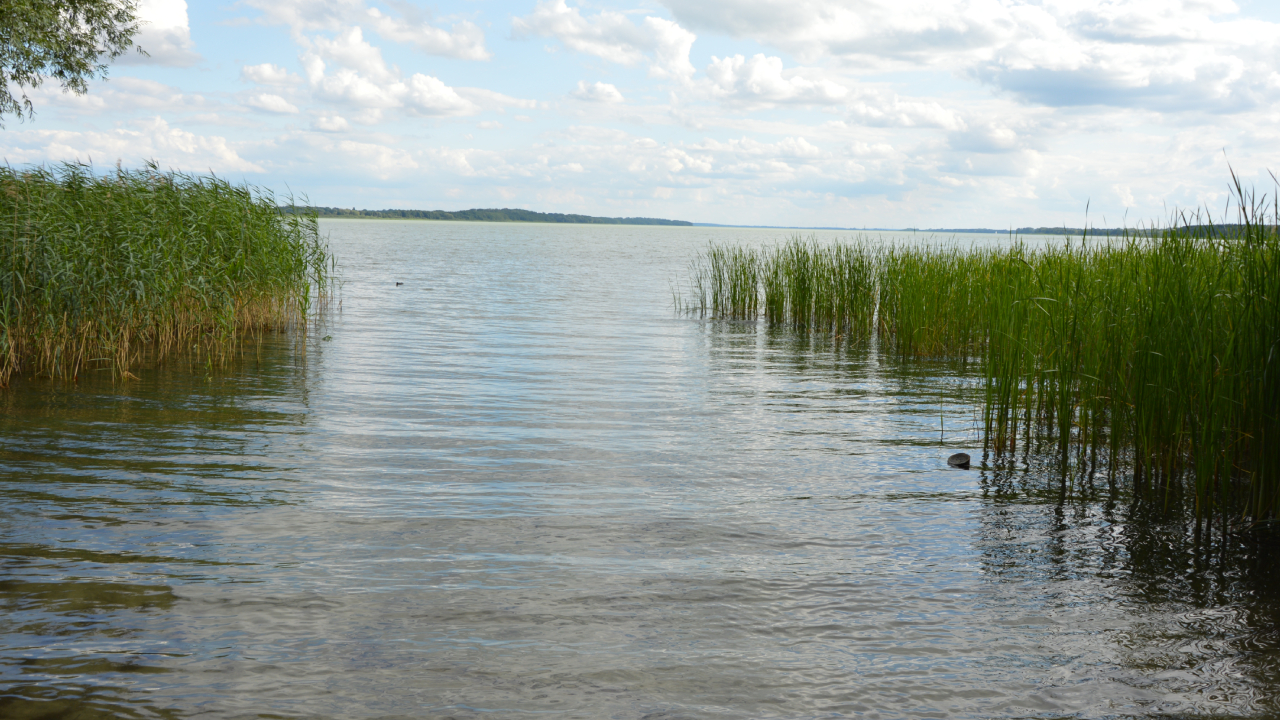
[947,453,971,469]
[395,282,404,286]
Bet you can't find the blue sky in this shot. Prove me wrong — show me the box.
[3,0,1279,227]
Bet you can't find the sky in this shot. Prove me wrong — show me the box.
[2,0,1280,228]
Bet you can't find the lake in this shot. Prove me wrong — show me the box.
[2,220,1277,718]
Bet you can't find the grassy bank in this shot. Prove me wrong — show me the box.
[678,184,1280,526]
[0,163,331,385]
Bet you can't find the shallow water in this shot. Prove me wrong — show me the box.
[2,221,1277,719]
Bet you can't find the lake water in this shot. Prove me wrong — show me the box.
[2,221,1277,719]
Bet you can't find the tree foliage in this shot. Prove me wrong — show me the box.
[0,0,143,124]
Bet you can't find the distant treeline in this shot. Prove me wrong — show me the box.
[917,225,1265,237]
[281,206,692,226]
[1017,224,1271,237]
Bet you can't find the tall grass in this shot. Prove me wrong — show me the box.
[0,162,331,385]
[676,180,1280,526]
[680,237,877,336]
[877,243,1000,356]
[974,211,1280,529]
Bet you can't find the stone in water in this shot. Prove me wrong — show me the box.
[947,453,971,469]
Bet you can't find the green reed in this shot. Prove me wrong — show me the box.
[679,236,877,336]
[677,181,1280,525]
[0,162,332,385]
[976,216,1280,527]
[876,243,1005,356]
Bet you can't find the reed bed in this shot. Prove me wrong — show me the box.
[0,163,331,385]
[680,237,877,336]
[974,219,1279,530]
[677,184,1280,526]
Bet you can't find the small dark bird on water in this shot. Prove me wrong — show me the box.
[947,453,971,469]
[395,282,404,286]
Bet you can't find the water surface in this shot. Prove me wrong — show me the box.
[2,221,1277,718]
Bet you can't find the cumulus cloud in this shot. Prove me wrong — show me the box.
[847,92,965,130]
[310,26,398,84]
[1114,184,1136,207]
[659,0,1006,65]
[27,0,1271,230]
[244,0,490,60]
[403,73,478,116]
[245,93,299,114]
[572,80,625,103]
[118,0,201,67]
[705,54,848,107]
[312,114,350,132]
[947,122,1020,153]
[333,139,419,178]
[694,135,824,162]
[0,117,261,172]
[241,63,299,86]
[454,88,539,112]
[300,27,480,116]
[658,0,1280,112]
[969,8,1278,112]
[513,0,696,81]
[521,128,839,186]
[938,149,1041,178]
[23,76,208,117]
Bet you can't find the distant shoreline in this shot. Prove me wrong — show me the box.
[282,206,1245,237]
[281,206,692,226]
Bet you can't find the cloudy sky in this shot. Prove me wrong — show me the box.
[3,0,1279,227]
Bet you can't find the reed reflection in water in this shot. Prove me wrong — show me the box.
[1,220,1276,719]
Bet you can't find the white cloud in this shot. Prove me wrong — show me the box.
[938,149,1042,178]
[695,135,825,161]
[307,64,403,108]
[968,6,1280,112]
[404,74,477,116]
[705,54,849,107]
[455,88,539,112]
[948,121,1020,153]
[244,0,490,60]
[363,5,490,61]
[310,26,398,84]
[572,80,625,103]
[312,115,350,132]
[513,0,696,81]
[1115,184,1136,207]
[646,17,698,81]
[659,0,1010,65]
[241,63,299,86]
[16,0,1278,230]
[351,108,383,125]
[299,27,481,116]
[0,117,262,173]
[245,93,300,114]
[23,76,209,117]
[846,93,965,130]
[334,139,419,178]
[659,0,1280,112]
[118,0,201,67]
